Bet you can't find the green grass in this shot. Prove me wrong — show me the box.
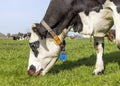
[0,38,120,86]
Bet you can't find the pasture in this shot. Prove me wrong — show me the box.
[0,38,120,86]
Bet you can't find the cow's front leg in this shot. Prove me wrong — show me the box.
[93,37,104,75]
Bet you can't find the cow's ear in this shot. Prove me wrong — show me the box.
[32,24,38,33]
[32,24,37,31]
[32,23,40,36]
[30,24,40,41]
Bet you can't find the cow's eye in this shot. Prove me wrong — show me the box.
[29,41,40,57]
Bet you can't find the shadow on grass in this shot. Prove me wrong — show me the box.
[49,51,120,74]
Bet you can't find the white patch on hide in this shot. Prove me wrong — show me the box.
[79,8,113,37]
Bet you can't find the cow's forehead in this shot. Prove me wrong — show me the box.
[29,27,40,43]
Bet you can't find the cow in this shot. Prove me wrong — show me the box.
[12,36,20,40]
[23,32,31,40]
[27,0,120,76]
[12,32,31,40]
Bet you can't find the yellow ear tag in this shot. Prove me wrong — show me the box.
[54,35,62,45]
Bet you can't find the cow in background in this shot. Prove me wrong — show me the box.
[12,32,31,40]
[23,32,31,40]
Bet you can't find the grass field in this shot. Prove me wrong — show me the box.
[0,38,120,86]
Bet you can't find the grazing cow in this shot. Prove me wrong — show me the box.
[28,0,120,76]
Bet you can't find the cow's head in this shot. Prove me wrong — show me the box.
[27,23,70,76]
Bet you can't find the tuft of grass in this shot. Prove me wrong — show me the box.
[0,38,120,86]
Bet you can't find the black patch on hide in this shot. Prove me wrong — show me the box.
[29,41,40,57]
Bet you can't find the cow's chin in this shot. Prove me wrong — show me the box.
[28,57,58,76]
[28,69,43,76]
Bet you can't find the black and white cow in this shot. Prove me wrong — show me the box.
[12,32,31,40]
[28,0,120,76]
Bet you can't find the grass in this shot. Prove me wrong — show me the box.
[0,38,120,86]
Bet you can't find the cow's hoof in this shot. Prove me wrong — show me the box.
[92,70,104,75]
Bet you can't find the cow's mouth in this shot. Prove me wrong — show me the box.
[28,68,43,76]
[28,56,58,76]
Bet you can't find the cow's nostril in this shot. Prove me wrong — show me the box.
[29,65,36,72]
[28,65,36,76]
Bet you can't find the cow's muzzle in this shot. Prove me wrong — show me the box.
[28,69,43,76]
[28,65,43,76]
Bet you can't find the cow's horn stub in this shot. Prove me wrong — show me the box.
[32,23,37,28]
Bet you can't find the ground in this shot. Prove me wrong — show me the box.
[0,38,120,86]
